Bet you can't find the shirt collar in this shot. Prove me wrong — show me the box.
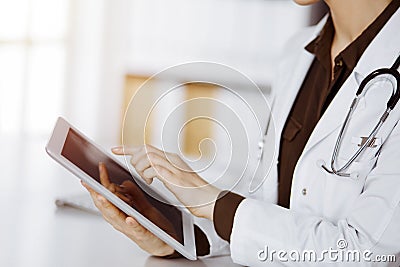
[305,15,334,72]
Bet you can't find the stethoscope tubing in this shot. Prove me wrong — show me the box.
[322,54,400,177]
[323,107,388,177]
[256,54,400,182]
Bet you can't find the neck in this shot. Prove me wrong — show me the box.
[325,0,392,62]
[326,0,391,42]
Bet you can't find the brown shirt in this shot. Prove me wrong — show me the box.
[212,0,399,244]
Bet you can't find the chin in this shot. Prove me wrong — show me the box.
[293,0,320,6]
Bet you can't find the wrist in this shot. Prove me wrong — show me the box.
[196,186,221,220]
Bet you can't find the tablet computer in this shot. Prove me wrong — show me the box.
[46,117,197,260]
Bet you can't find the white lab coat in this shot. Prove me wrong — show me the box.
[199,9,400,267]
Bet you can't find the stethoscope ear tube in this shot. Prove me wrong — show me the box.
[392,54,400,70]
[386,68,400,110]
[356,69,400,110]
[387,54,400,110]
[356,69,383,96]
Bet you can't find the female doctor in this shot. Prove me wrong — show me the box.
[84,0,400,265]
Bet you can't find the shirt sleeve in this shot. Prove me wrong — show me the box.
[213,190,245,242]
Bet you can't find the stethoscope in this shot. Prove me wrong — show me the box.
[258,54,400,178]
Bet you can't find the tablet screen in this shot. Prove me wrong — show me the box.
[61,128,184,244]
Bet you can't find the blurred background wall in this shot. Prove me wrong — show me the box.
[0,0,327,150]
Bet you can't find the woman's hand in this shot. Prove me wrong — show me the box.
[112,145,222,220]
[82,163,175,257]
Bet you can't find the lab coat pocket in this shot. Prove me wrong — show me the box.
[350,136,382,162]
[337,135,382,163]
[322,157,378,220]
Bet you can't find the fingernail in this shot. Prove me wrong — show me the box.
[97,195,105,202]
[112,147,122,152]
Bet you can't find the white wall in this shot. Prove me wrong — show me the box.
[64,0,130,146]
[127,0,310,85]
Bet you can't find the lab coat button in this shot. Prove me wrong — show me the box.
[302,188,307,196]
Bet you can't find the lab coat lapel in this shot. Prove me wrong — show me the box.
[274,18,328,138]
[274,49,315,137]
[302,9,400,155]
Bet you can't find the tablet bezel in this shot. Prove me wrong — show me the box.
[46,117,197,260]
